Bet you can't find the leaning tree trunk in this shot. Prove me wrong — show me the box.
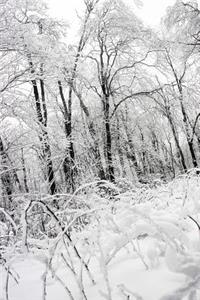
[166,52,197,169]
[159,85,187,173]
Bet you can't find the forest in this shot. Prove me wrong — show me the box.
[1,0,200,299]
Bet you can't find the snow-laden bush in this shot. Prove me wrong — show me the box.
[1,173,200,299]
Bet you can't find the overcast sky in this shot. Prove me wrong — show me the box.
[47,0,174,26]
[47,0,200,37]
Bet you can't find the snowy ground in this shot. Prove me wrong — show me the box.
[1,173,200,300]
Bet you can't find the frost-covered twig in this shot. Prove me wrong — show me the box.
[105,238,129,265]
[61,253,88,300]
[57,208,100,238]
[42,259,48,300]
[5,266,10,300]
[63,180,119,209]
[51,271,75,300]
[26,200,95,285]
[0,208,17,234]
[118,284,144,300]
[1,258,19,285]
[21,199,33,252]
[160,275,200,299]
[97,227,112,300]
[188,215,200,232]
[131,240,149,270]
[64,233,95,285]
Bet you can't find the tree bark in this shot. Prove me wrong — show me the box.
[30,68,57,195]
[179,86,198,168]
[166,51,197,169]
[58,80,76,192]
[74,88,106,179]
[21,148,29,193]
[0,137,13,210]
[167,109,187,172]
[103,94,115,182]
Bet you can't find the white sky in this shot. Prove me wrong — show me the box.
[47,0,174,26]
[47,0,200,36]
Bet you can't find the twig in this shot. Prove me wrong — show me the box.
[188,215,200,232]
[5,266,10,300]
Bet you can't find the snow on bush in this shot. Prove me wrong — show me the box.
[1,174,200,300]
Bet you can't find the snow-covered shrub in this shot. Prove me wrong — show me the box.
[1,173,200,299]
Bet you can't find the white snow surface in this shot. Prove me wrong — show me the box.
[1,174,200,300]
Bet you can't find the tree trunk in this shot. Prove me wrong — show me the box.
[166,52,197,169]
[179,87,198,168]
[74,88,106,179]
[58,80,76,192]
[103,95,115,182]
[58,2,99,190]
[31,77,57,195]
[167,110,187,172]
[116,116,126,177]
[120,109,140,179]
[21,148,29,193]
[0,137,13,210]
[140,129,148,175]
